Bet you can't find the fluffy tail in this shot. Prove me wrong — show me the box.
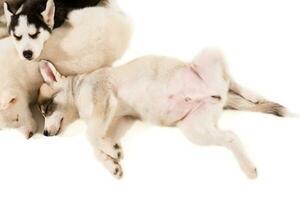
[225,80,288,117]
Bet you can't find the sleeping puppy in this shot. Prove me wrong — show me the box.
[0,2,131,138]
[3,0,110,60]
[37,49,287,179]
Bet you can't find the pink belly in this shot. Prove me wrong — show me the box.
[161,67,222,125]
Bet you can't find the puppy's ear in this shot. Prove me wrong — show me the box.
[39,60,62,84]
[41,0,55,29]
[0,91,17,111]
[3,2,13,26]
[16,4,24,15]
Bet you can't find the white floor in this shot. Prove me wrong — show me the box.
[1,0,300,199]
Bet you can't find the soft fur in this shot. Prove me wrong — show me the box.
[3,0,109,60]
[37,49,287,179]
[0,1,132,138]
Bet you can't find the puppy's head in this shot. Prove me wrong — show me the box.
[0,89,37,135]
[38,60,78,137]
[4,0,55,61]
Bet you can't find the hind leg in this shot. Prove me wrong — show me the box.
[230,80,265,104]
[178,106,257,179]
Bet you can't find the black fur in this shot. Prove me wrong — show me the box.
[7,0,104,33]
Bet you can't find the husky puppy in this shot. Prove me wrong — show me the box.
[0,2,131,138]
[37,49,287,179]
[3,0,107,60]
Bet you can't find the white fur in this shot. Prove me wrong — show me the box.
[0,3,131,138]
[38,49,257,179]
[12,16,51,60]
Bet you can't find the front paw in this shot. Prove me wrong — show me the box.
[101,142,123,161]
[113,143,123,160]
[19,121,37,140]
[102,154,123,179]
[19,128,35,140]
[25,131,34,139]
[112,161,123,179]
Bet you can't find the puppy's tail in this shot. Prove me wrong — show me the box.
[225,80,289,117]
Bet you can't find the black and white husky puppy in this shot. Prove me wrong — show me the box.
[3,0,105,60]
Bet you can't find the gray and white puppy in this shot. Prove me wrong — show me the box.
[37,49,287,179]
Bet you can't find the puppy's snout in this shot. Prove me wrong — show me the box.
[23,50,33,60]
[43,130,50,137]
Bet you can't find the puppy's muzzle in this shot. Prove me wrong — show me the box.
[43,130,51,137]
[23,50,33,60]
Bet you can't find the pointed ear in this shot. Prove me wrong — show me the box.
[41,0,55,29]
[3,2,13,26]
[39,60,62,84]
[0,91,17,111]
[16,4,24,15]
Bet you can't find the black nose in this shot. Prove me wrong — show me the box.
[23,50,33,60]
[43,130,50,137]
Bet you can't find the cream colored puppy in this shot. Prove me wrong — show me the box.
[0,1,131,138]
[38,49,286,179]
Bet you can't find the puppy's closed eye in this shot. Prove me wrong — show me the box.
[39,98,56,117]
[29,31,40,39]
[13,33,22,41]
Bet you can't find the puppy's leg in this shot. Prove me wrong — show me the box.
[93,149,123,179]
[18,105,38,139]
[178,105,257,179]
[86,94,122,160]
[229,80,265,104]
[99,117,136,160]
[108,117,136,140]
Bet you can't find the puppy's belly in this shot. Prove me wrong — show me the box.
[157,95,208,126]
[119,67,221,126]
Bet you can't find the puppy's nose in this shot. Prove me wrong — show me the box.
[23,50,33,60]
[43,130,50,137]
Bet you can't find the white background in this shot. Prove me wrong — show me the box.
[1,0,300,199]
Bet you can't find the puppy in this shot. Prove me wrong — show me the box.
[37,49,287,179]
[3,0,109,60]
[0,3,131,138]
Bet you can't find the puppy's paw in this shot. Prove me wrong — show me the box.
[25,131,34,140]
[113,143,123,160]
[103,156,123,179]
[112,161,123,179]
[242,163,258,180]
[101,143,123,160]
[19,127,36,140]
